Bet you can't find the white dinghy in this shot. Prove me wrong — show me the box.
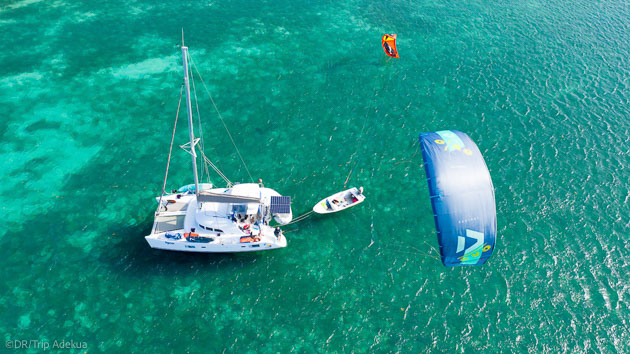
[313,187,365,214]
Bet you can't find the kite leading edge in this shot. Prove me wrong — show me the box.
[382,34,399,58]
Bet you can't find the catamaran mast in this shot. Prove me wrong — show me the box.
[181,45,200,197]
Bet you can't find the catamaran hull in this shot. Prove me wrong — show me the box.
[147,44,293,255]
[145,234,287,253]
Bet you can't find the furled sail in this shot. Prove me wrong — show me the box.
[197,191,260,204]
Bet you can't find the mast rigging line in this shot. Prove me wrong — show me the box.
[188,58,213,184]
[188,53,255,183]
[201,153,232,186]
[189,67,206,176]
[157,84,184,213]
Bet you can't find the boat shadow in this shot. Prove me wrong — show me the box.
[97,216,264,277]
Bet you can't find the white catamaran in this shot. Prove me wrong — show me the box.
[145,41,292,252]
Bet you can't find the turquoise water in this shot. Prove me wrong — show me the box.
[1,0,629,352]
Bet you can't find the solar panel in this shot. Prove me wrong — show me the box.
[270,196,291,214]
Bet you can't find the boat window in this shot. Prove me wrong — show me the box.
[233,204,248,214]
[198,224,223,233]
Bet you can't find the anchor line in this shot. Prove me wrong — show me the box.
[343,104,371,187]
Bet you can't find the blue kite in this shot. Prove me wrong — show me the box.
[419,130,496,267]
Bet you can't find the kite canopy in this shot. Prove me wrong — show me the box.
[381,34,399,58]
[419,130,496,267]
